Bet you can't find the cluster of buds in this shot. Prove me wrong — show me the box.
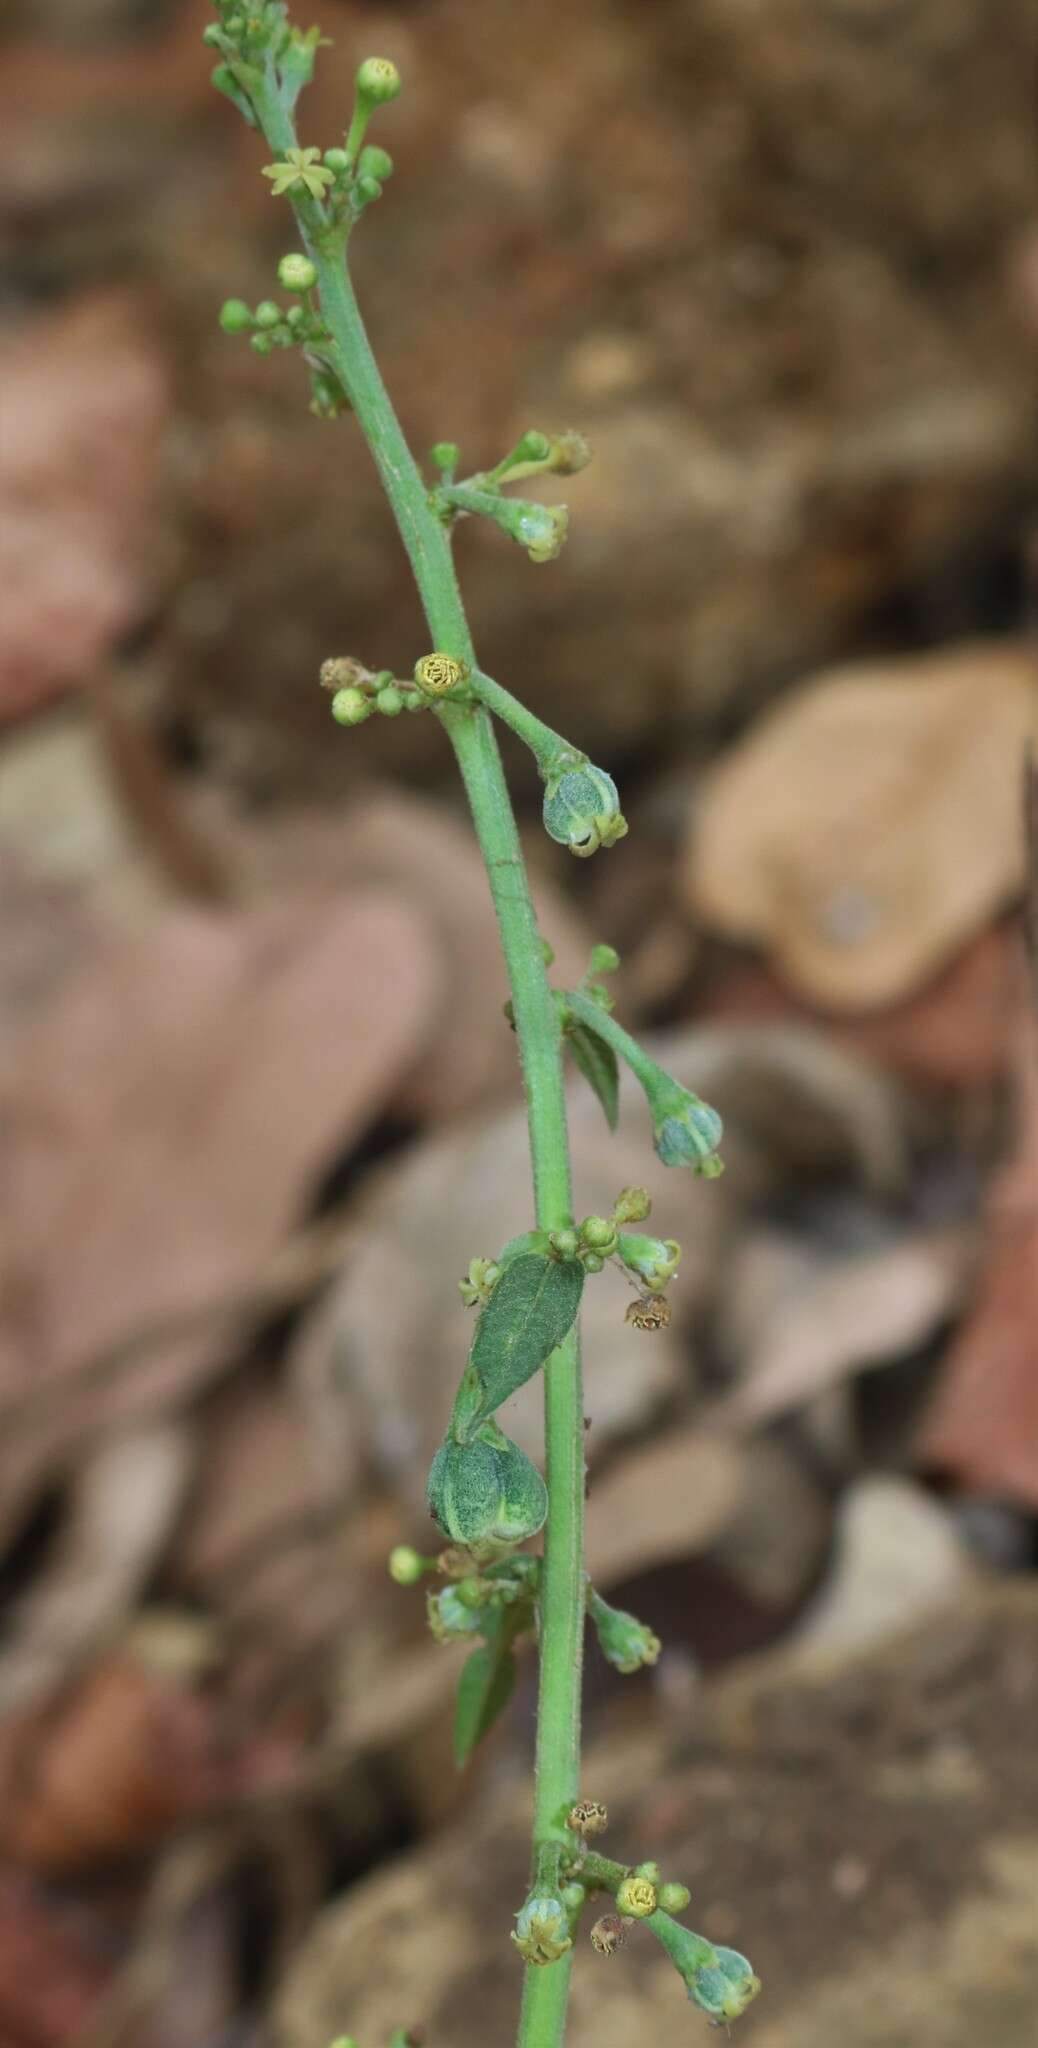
[218,252,328,358]
[319,655,425,726]
[430,427,589,565]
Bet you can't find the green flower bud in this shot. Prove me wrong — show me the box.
[210,64,257,125]
[358,145,394,182]
[277,252,317,293]
[388,1544,426,1585]
[548,1227,580,1261]
[542,765,627,859]
[588,1586,661,1675]
[309,368,349,419]
[426,1427,548,1548]
[634,1861,662,1884]
[616,1874,657,1919]
[657,1881,691,1914]
[617,1233,681,1292]
[612,1186,651,1224]
[579,1215,618,1254]
[355,56,402,106]
[254,300,281,329]
[588,942,620,975]
[375,684,404,716]
[561,1882,586,1913]
[269,324,294,349]
[286,304,306,328]
[653,1093,724,1176]
[355,174,383,204]
[430,440,460,473]
[219,297,254,333]
[201,23,224,47]
[547,429,592,474]
[331,686,372,726]
[583,1253,605,1273]
[250,332,274,356]
[323,147,351,176]
[511,1893,573,1966]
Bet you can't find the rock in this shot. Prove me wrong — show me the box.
[791,1476,974,1658]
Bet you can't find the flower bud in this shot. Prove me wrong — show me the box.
[616,1874,657,1919]
[323,147,351,175]
[634,1861,662,1885]
[561,1881,586,1912]
[254,299,281,329]
[587,942,620,975]
[355,174,383,205]
[653,1092,724,1176]
[388,1545,427,1585]
[590,1912,628,1955]
[612,1186,651,1224]
[548,1228,580,1261]
[579,1215,618,1254]
[250,332,274,356]
[547,429,592,474]
[355,56,402,105]
[330,686,372,726]
[277,252,317,293]
[430,440,460,473]
[657,1881,691,1914]
[458,1255,500,1307]
[511,1893,573,1966]
[542,765,627,859]
[358,144,394,182]
[617,1233,680,1291]
[219,297,254,333]
[414,651,468,697]
[588,1587,661,1675]
[375,683,404,716]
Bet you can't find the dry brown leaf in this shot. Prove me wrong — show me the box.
[0,888,443,1530]
[0,1655,221,1876]
[917,1031,1038,1506]
[689,642,1038,1008]
[709,1223,974,1431]
[229,789,593,1118]
[0,1422,193,1721]
[174,1379,347,1594]
[585,1428,745,1585]
[0,295,167,721]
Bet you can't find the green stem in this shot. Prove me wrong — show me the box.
[470,669,583,783]
[565,987,663,1092]
[271,136,584,2048]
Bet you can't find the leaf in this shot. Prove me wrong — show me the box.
[469,1253,584,1417]
[567,1022,619,1130]
[453,1629,518,1768]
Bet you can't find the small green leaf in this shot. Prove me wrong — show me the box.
[454,1629,518,1765]
[567,1023,619,1130]
[470,1252,583,1415]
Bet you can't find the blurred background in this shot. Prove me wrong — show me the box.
[1,1,1037,2043]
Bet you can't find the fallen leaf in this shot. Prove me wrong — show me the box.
[917,1027,1038,1506]
[709,1223,974,1431]
[174,1378,348,1594]
[585,1428,745,1585]
[689,643,1038,1007]
[0,888,443,1533]
[0,295,167,721]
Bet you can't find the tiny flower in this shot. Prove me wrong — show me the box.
[588,1586,662,1675]
[262,147,335,199]
[458,1256,500,1307]
[590,1912,628,1956]
[689,1946,762,2022]
[277,252,318,292]
[567,1799,608,1836]
[542,765,627,859]
[511,1893,573,1966]
[617,1233,681,1292]
[616,1874,657,1919]
[514,501,568,563]
[657,1881,692,1914]
[426,1584,482,1643]
[414,651,468,697]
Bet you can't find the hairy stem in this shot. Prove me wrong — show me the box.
[303,226,584,2046]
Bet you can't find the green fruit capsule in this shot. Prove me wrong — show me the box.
[426,1428,547,1547]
